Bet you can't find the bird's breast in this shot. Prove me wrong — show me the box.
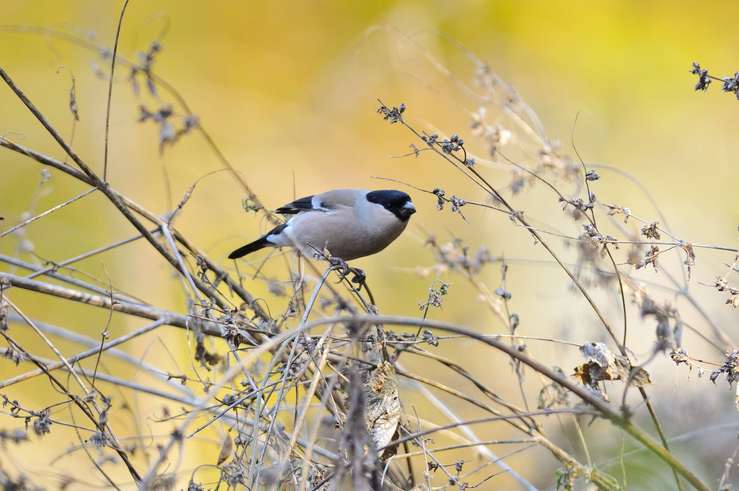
[285,208,406,260]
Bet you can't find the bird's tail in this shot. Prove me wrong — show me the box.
[228,223,287,259]
[228,237,269,259]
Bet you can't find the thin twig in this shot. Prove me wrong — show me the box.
[0,187,96,239]
[102,0,131,181]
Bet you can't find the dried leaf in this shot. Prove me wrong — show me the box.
[574,342,633,399]
[637,245,660,271]
[629,367,652,387]
[641,222,661,240]
[682,243,696,280]
[670,348,690,367]
[333,367,380,491]
[0,299,7,332]
[364,362,401,457]
[579,342,623,379]
[68,77,79,121]
[728,295,739,308]
[710,349,738,387]
[217,433,233,466]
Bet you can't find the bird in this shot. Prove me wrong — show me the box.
[228,189,416,261]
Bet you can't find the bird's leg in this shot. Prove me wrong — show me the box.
[348,266,377,307]
[327,257,364,285]
[327,256,351,278]
[326,257,376,307]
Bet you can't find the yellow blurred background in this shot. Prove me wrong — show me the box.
[1,1,737,489]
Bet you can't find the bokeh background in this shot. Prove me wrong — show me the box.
[1,1,737,489]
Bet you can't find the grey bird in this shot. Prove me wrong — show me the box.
[228,189,416,261]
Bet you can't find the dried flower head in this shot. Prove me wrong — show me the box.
[691,62,712,91]
[376,101,405,124]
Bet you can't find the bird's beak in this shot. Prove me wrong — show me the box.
[401,201,416,219]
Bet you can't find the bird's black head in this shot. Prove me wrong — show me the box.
[366,189,416,222]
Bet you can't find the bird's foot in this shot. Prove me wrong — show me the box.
[348,267,366,285]
[327,258,366,285]
[328,256,350,276]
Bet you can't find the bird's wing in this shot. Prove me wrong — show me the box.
[274,189,360,215]
[275,195,317,215]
